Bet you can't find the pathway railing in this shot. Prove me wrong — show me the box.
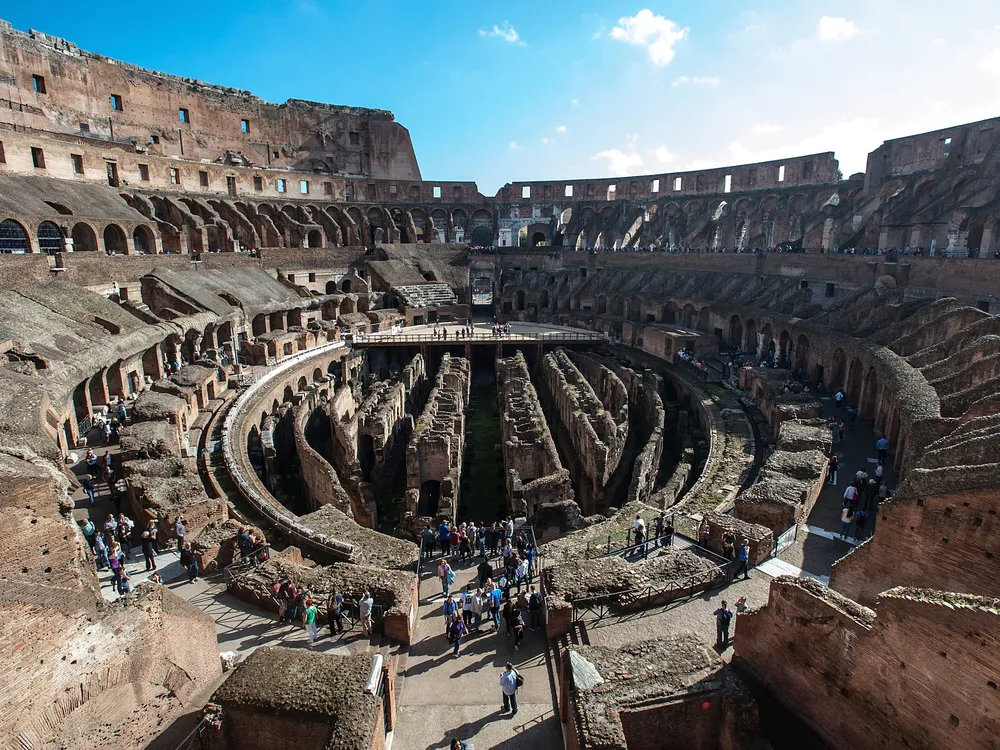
[352,330,608,346]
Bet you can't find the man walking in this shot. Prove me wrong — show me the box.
[876,435,889,462]
[359,591,374,636]
[500,662,520,716]
[328,591,345,636]
[303,599,318,647]
[714,600,733,649]
[735,542,750,580]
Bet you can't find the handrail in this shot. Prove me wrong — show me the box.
[352,331,608,345]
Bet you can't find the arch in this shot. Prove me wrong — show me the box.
[596,295,607,315]
[132,225,155,254]
[0,219,30,253]
[697,307,710,332]
[629,296,643,322]
[846,357,863,406]
[102,224,128,254]
[297,376,308,392]
[282,385,294,404]
[36,221,62,254]
[610,295,625,317]
[744,319,758,357]
[828,348,847,391]
[307,229,322,248]
[729,315,743,347]
[778,330,790,366]
[515,290,525,311]
[860,366,878,419]
[531,232,546,247]
[681,304,695,329]
[661,302,677,324]
[795,334,810,372]
[71,222,98,252]
[326,280,339,294]
[419,480,441,516]
[341,278,353,293]
[252,314,267,337]
[313,367,324,382]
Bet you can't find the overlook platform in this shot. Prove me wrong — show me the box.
[349,321,608,348]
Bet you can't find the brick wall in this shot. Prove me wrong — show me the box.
[830,488,1000,604]
[735,577,1000,750]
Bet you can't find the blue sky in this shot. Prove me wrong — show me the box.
[7,1,1000,193]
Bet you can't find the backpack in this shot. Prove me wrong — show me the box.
[515,670,524,688]
[718,609,732,628]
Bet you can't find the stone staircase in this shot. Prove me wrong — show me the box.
[395,283,457,308]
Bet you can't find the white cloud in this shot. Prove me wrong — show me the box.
[979,49,1000,76]
[541,137,550,145]
[592,148,645,176]
[818,16,859,42]
[508,140,519,150]
[672,75,720,87]
[728,116,881,172]
[685,159,721,171]
[556,125,567,133]
[655,146,674,163]
[752,123,784,134]
[480,21,526,46]
[570,98,580,108]
[610,10,688,66]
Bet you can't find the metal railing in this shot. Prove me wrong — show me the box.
[584,517,676,559]
[223,543,271,589]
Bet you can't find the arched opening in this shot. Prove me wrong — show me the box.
[359,435,375,482]
[629,296,643,322]
[103,224,128,254]
[846,357,863,406]
[778,330,790,366]
[682,304,695,329]
[860,366,878,419]
[795,334,810,373]
[470,224,492,247]
[341,278,353,293]
[72,381,90,421]
[313,367,324,382]
[71,222,98,252]
[828,349,847,391]
[610,296,625,317]
[307,230,322,248]
[729,315,743,347]
[531,232,546,246]
[132,225,155,254]
[297,376,308,392]
[697,307,710,332]
[596,296,608,315]
[37,221,62,254]
[419,480,441,516]
[744,319,758,357]
[661,302,677,324]
[252,314,267,337]
[326,280,339,294]
[269,311,284,331]
[282,385,294,404]
[515,290,525,311]
[0,219,30,253]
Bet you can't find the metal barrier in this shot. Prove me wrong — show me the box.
[584,516,677,559]
[352,330,608,346]
[773,523,798,556]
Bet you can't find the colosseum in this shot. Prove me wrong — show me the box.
[0,16,998,750]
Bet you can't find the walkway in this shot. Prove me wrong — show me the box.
[392,560,562,750]
[353,321,607,347]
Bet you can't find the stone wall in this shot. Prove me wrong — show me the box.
[735,577,1000,750]
[540,348,627,514]
[292,396,357,519]
[405,354,469,519]
[496,351,573,516]
[701,511,774,566]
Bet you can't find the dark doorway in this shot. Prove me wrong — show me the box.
[419,480,441,515]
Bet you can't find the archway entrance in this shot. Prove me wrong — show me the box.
[37,221,62,254]
[419,480,441,516]
[133,225,155,254]
[72,223,98,252]
[0,219,29,253]
[103,224,128,254]
[359,435,375,482]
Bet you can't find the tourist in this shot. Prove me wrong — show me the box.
[180,542,199,582]
[461,585,475,627]
[840,507,855,538]
[846,406,857,428]
[108,542,123,590]
[698,518,710,547]
[471,588,487,632]
[834,390,844,408]
[438,520,451,556]
[527,585,542,631]
[512,606,525,651]
[150,572,162,585]
[359,591,374,635]
[82,473,97,505]
[146,520,159,552]
[443,592,459,634]
[828,454,839,484]
[477,556,493,589]
[843,483,858,507]
[735,596,748,614]
[118,567,133,596]
[102,513,117,546]
[722,531,735,561]
[328,591,344,635]
[174,516,187,551]
[449,525,461,557]
[838,420,846,443]
[504,517,514,541]
[448,613,467,656]
[489,581,503,630]
[634,522,647,559]
[274,580,299,623]
[525,544,536,583]
[654,512,665,547]
[502,598,515,637]
[854,508,869,540]
[449,738,469,750]
[116,513,133,558]
[714,600,733,649]
[515,556,530,593]
[664,515,675,547]
[93,531,109,570]
[80,518,97,552]
[303,599,319,647]
[421,525,436,560]
[876,435,890,462]
[86,448,99,473]
[140,529,157,571]
[459,529,472,562]
[874,460,884,487]
[735,542,751,580]
[477,525,487,557]
[500,662,520,716]
[438,558,455,596]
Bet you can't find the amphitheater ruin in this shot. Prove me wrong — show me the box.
[0,18,998,750]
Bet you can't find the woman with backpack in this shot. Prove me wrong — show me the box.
[438,558,455,596]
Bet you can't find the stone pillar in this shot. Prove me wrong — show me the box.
[89,370,111,408]
[64,236,75,252]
